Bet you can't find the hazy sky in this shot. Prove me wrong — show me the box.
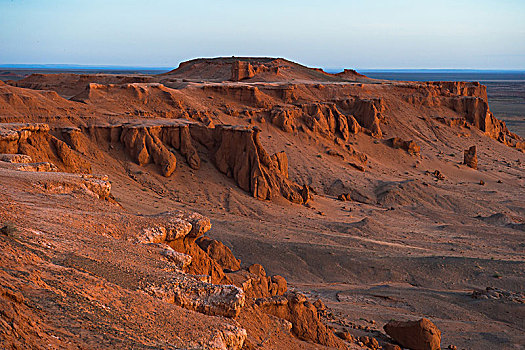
[1,0,524,69]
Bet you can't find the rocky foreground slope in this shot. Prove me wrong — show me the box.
[1,58,524,349]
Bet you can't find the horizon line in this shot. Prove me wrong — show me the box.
[1,63,525,72]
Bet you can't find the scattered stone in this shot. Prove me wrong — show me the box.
[335,331,354,342]
[432,170,445,180]
[471,287,524,303]
[338,193,351,201]
[326,149,345,159]
[359,336,380,349]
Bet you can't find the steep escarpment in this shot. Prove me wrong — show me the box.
[191,124,309,203]
[0,123,91,173]
[397,81,523,149]
[0,120,309,204]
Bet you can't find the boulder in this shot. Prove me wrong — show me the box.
[247,264,266,277]
[226,266,287,298]
[384,318,441,350]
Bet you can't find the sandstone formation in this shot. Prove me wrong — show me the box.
[464,145,477,169]
[231,60,280,81]
[227,264,287,299]
[0,123,91,173]
[141,277,245,318]
[256,292,347,348]
[197,236,241,271]
[0,120,310,204]
[384,318,442,350]
[199,125,307,203]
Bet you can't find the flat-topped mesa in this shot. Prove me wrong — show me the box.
[161,57,369,83]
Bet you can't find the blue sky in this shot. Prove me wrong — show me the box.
[1,0,524,69]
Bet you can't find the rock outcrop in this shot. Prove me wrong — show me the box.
[196,236,241,271]
[256,292,346,349]
[0,123,91,173]
[192,124,308,203]
[231,60,280,81]
[464,145,477,169]
[3,120,308,204]
[384,318,441,350]
[78,119,200,176]
[141,277,245,318]
[226,264,287,299]
[401,81,524,150]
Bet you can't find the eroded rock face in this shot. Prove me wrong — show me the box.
[194,124,307,204]
[11,119,308,204]
[384,318,441,350]
[0,123,91,173]
[231,60,280,81]
[79,120,200,177]
[255,292,346,349]
[226,264,287,299]
[464,145,477,169]
[403,81,523,150]
[268,99,380,140]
